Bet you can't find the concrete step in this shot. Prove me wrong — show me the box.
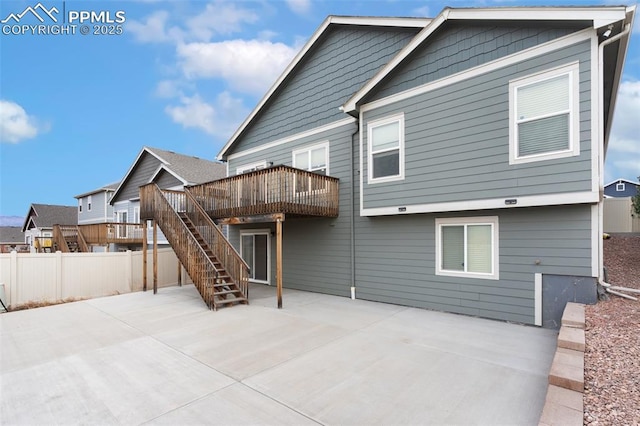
[538,385,583,426]
[558,326,585,352]
[548,347,584,392]
[561,302,585,329]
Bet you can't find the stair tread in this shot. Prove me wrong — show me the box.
[215,297,247,305]
[215,289,241,296]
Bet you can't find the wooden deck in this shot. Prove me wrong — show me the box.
[78,223,144,245]
[185,165,339,220]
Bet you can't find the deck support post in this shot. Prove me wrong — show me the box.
[153,220,158,294]
[276,216,283,309]
[178,262,182,286]
[142,220,147,291]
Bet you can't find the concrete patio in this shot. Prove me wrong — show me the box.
[0,284,557,425]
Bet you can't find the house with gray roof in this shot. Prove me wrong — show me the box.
[110,146,226,249]
[21,204,77,252]
[75,182,119,225]
[0,227,29,253]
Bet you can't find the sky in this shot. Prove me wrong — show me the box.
[0,0,638,223]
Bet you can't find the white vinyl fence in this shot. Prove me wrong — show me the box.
[0,248,191,308]
[603,197,640,233]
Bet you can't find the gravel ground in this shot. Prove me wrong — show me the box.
[584,234,640,425]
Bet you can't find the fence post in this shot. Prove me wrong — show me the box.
[9,250,18,306]
[126,250,133,293]
[56,251,63,300]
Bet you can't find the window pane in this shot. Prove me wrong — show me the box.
[310,147,326,169]
[372,150,399,178]
[518,114,569,157]
[518,74,569,119]
[467,225,492,274]
[295,152,309,170]
[442,226,464,271]
[372,122,399,151]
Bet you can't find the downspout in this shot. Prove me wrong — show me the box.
[350,120,358,300]
[597,23,631,293]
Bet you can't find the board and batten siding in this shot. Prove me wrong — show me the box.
[112,152,162,203]
[370,22,585,101]
[354,204,592,325]
[231,26,419,154]
[227,122,357,296]
[362,39,592,210]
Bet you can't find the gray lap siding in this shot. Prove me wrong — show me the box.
[354,205,592,324]
[362,39,592,209]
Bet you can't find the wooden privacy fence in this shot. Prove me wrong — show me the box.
[0,248,190,308]
[603,197,640,233]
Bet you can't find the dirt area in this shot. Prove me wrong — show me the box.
[584,234,640,425]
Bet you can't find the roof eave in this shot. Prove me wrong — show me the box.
[342,6,631,114]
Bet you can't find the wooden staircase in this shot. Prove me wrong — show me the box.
[140,183,249,310]
[52,225,89,253]
[178,212,248,308]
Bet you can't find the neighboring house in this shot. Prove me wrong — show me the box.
[210,7,634,328]
[21,204,77,252]
[110,146,226,250]
[75,182,119,225]
[0,227,29,253]
[604,178,639,198]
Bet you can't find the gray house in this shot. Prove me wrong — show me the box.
[212,6,635,327]
[110,146,226,249]
[604,178,639,198]
[75,182,119,225]
[21,204,78,252]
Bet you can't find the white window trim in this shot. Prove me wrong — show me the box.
[292,141,330,175]
[236,160,267,175]
[367,113,405,184]
[240,229,271,285]
[616,182,625,192]
[509,62,580,165]
[292,141,330,194]
[88,195,92,212]
[78,199,82,213]
[435,216,499,280]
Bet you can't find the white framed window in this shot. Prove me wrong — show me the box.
[236,161,267,175]
[293,142,329,193]
[88,195,92,211]
[435,216,499,280]
[367,113,405,183]
[509,63,580,165]
[616,182,625,192]
[78,199,82,213]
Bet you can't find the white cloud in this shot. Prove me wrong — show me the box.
[127,2,258,44]
[286,0,311,15]
[605,81,640,181]
[164,92,249,138]
[126,10,182,43]
[412,6,430,17]
[0,100,45,144]
[186,2,258,41]
[176,39,298,95]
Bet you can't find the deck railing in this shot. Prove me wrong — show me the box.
[187,165,339,219]
[77,223,144,245]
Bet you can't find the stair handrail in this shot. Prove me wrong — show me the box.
[142,183,219,308]
[52,224,70,253]
[75,225,90,252]
[183,187,250,299]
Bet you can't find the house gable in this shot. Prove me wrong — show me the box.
[220,19,426,160]
[111,150,163,203]
[368,21,586,102]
